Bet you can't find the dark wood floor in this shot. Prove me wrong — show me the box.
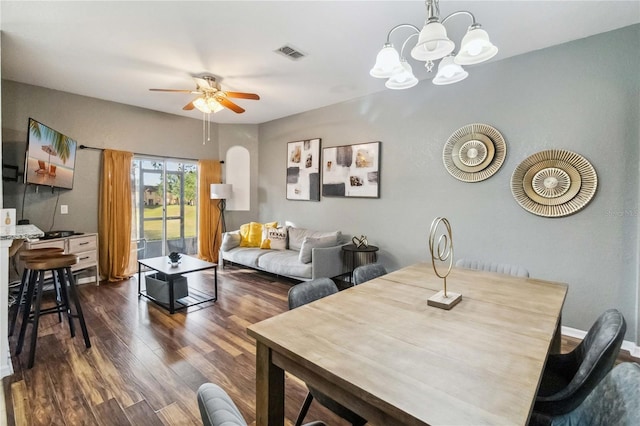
[3,265,639,425]
[3,265,350,426]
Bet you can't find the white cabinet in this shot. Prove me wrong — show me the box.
[19,233,100,285]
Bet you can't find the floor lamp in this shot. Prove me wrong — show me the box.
[210,184,232,251]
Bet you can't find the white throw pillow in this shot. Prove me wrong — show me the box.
[288,227,340,251]
[298,235,339,264]
[221,231,241,252]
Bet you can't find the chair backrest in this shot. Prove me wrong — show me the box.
[455,258,529,278]
[198,383,247,426]
[198,383,328,426]
[288,277,338,310]
[551,362,640,426]
[353,263,387,285]
[535,309,626,416]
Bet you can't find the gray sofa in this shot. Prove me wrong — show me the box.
[219,226,347,281]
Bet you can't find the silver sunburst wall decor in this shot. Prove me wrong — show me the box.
[443,123,506,182]
[511,149,598,218]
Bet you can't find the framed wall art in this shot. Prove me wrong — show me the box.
[286,138,321,201]
[322,141,380,198]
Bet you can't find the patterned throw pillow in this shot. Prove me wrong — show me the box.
[260,227,288,250]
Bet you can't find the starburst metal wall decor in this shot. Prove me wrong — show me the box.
[442,123,506,182]
[511,149,598,218]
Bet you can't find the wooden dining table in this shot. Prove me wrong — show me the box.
[247,262,568,425]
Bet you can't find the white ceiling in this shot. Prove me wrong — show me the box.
[2,1,639,124]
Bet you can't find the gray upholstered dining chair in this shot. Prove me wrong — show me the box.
[529,362,640,426]
[197,383,326,426]
[531,309,626,421]
[547,362,640,426]
[353,263,387,285]
[455,258,529,277]
[288,278,367,426]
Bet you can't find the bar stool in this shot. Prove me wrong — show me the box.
[8,247,65,337]
[16,253,91,369]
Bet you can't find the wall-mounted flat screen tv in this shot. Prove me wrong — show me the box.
[24,118,77,190]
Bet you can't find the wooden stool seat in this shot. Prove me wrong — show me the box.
[18,247,64,260]
[9,247,66,338]
[16,252,91,368]
[25,254,78,270]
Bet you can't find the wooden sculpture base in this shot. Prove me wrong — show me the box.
[428,290,462,310]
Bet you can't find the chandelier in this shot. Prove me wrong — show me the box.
[370,0,498,89]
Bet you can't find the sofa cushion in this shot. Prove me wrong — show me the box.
[298,235,339,264]
[240,221,277,247]
[258,250,312,279]
[288,227,341,251]
[222,247,266,268]
[221,231,241,252]
[260,227,288,250]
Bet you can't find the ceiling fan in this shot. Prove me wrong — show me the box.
[150,75,260,114]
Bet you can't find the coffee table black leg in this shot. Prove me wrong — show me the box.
[214,267,218,300]
[169,277,175,314]
[137,261,141,296]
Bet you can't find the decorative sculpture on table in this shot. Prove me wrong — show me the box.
[168,252,182,268]
[351,235,368,249]
[427,217,462,310]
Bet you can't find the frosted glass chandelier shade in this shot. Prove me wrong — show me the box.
[455,28,498,65]
[385,61,418,90]
[369,44,404,78]
[433,56,468,85]
[410,21,455,61]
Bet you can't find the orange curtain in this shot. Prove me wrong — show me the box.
[98,149,134,282]
[198,160,222,262]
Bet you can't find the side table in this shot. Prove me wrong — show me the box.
[341,244,379,285]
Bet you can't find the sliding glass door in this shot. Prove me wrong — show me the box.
[131,158,198,259]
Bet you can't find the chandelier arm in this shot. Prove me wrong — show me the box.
[399,33,419,59]
[385,23,420,44]
[441,10,477,27]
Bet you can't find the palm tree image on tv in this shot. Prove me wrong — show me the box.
[26,118,77,189]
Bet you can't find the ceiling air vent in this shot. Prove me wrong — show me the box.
[275,45,306,60]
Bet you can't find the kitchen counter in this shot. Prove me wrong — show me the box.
[1,224,44,377]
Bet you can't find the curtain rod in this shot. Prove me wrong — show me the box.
[78,144,223,163]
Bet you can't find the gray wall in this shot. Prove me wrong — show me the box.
[2,81,220,233]
[257,25,640,341]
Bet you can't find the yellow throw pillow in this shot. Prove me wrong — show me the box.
[240,222,277,247]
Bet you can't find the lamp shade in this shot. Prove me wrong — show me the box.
[410,21,455,61]
[433,56,468,85]
[193,97,212,113]
[210,183,232,199]
[455,27,498,65]
[385,61,418,90]
[370,44,403,78]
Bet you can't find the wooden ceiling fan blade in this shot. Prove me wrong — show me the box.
[183,101,196,111]
[218,97,245,114]
[224,91,260,100]
[149,88,199,93]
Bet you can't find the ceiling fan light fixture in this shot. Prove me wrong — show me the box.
[207,97,224,113]
[193,97,212,113]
